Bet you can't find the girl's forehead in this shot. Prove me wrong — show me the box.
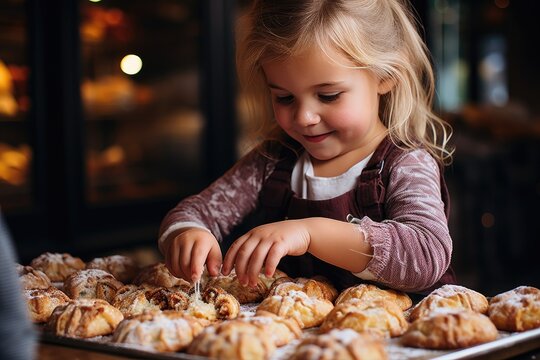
[263,45,356,69]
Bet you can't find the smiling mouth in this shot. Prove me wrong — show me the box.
[304,133,332,143]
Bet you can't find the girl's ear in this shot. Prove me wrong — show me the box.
[377,77,395,95]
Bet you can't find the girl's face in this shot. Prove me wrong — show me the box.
[262,46,388,165]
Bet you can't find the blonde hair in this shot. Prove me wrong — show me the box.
[236,0,453,164]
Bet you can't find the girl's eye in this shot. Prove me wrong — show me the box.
[319,93,341,102]
[275,95,294,105]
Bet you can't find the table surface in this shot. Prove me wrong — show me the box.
[37,342,540,360]
[39,343,130,360]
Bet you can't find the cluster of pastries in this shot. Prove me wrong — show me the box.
[17,251,540,359]
[401,284,540,350]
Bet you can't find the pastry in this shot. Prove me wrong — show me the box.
[185,286,240,321]
[112,284,190,317]
[320,298,408,338]
[133,262,191,290]
[409,284,489,321]
[112,310,208,352]
[64,269,124,303]
[258,268,289,289]
[205,268,288,304]
[268,277,338,303]
[17,264,52,290]
[30,252,85,282]
[256,290,334,329]
[488,286,540,332]
[290,328,388,360]
[204,269,284,304]
[236,310,302,346]
[46,298,123,338]
[86,255,139,283]
[187,320,276,360]
[335,283,412,310]
[402,308,498,349]
[23,286,70,323]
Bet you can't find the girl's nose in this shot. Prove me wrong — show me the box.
[295,107,320,127]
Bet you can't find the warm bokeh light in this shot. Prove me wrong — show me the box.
[120,54,142,75]
[495,0,510,9]
[481,212,495,228]
[89,0,102,3]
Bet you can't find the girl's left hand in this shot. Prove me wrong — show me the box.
[221,219,311,287]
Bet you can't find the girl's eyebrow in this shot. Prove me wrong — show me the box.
[268,81,344,90]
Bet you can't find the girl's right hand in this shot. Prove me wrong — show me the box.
[163,228,222,283]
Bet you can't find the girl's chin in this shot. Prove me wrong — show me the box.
[306,150,339,162]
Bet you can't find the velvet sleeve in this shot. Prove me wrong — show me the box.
[355,149,453,292]
[158,147,277,247]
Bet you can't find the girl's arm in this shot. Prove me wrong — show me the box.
[355,149,452,292]
[223,149,451,292]
[158,146,276,254]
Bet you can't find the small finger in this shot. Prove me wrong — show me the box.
[233,238,260,286]
[206,244,223,277]
[264,242,288,278]
[190,241,210,282]
[246,240,273,287]
[222,234,248,275]
[178,241,194,282]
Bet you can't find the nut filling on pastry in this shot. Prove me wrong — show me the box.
[112,284,190,317]
[64,269,124,303]
[186,286,240,321]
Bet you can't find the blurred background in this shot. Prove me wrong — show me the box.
[0,0,538,296]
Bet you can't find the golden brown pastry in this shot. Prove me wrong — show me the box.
[319,298,408,338]
[112,310,208,352]
[204,268,288,304]
[23,286,70,323]
[133,262,191,290]
[17,264,52,290]
[401,309,498,349]
[408,284,489,321]
[63,269,124,303]
[268,277,338,303]
[236,310,302,346]
[86,255,139,283]
[290,329,388,360]
[185,286,240,321]
[112,284,190,317]
[335,283,412,310]
[256,290,334,329]
[30,252,85,282]
[46,298,123,338]
[187,320,276,360]
[488,286,540,332]
[258,268,289,289]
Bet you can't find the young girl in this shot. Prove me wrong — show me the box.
[159,0,455,293]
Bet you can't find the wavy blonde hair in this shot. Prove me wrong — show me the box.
[236,0,453,164]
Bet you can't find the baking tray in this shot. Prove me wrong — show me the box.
[39,326,540,360]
